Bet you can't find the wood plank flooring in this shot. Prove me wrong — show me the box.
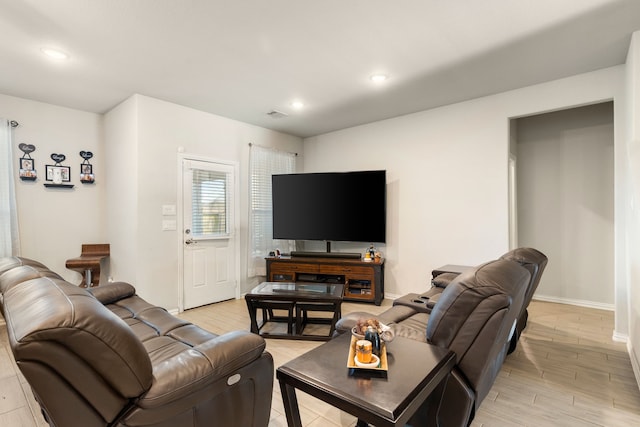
[1,299,639,426]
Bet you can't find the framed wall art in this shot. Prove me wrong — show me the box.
[79,151,95,184]
[45,165,71,183]
[44,153,74,188]
[18,143,37,181]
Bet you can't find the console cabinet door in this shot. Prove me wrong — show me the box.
[268,262,319,281]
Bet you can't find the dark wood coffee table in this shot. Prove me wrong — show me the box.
[277,333,455,427]
[245,282,344,341]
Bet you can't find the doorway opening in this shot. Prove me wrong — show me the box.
[509,101,614,308]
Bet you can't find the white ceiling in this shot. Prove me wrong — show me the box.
[2,0,640,138]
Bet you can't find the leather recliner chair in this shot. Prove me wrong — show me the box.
[390,247,547,353]
[336,257,531,427]
[0,257,274,427]
[499,248,548,351]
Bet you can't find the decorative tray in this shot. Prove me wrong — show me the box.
[347,335,388,373]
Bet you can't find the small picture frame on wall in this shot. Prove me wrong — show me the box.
[79,151,95,184]
[18,143,37,181]
[45,165,71,183]
[80,163,95,183]
[19,158,37,180]
[20,158,33,170]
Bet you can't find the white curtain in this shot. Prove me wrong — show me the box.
[248,145,296,277]
[0,119,20,257]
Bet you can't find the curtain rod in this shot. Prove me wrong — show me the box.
[248,142,298,156]
[9,120,19,128]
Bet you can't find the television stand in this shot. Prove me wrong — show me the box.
[266,257,384,305]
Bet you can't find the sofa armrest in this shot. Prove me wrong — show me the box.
[426,292,442,309]
[431,272,459,289]
[87,282,136,304]
[138,330,267,408]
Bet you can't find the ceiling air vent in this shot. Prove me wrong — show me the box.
[266,110,288,119]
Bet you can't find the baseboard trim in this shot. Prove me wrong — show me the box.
[532,295,615,311]
[383,292,402,301]
[628,341,640,392]
[612,331,628,343]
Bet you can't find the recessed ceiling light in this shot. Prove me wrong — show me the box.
[370,74,388,83]
[41,47,70,60]
[291,100,305,110]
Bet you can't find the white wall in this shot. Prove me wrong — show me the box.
[104,95,303,310]
[0,93,105,283]
[103,96,139,286]
[516,103,614,307]
[304,66,626,318]
[625,31,640,381]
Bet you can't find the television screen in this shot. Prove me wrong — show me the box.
[272,170,386,243]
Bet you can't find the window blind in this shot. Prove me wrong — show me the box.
[248,145,296,277]
[191,169,229,237]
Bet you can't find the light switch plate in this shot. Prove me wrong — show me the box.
[162,204,176,216]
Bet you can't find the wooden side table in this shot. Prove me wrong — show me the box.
[277,333,455,426]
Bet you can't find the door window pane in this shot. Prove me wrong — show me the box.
[192,169,228,237]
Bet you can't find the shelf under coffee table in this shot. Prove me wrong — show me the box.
[276,333,456,427]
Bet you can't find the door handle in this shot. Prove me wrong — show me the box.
[185,239,197,245]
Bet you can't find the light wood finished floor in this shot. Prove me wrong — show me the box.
[1,299,639,426]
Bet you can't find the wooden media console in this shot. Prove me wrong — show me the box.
[266,256,384,305]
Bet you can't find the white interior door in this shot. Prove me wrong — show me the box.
[182,158,237,309]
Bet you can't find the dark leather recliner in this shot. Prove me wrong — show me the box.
[390,247,547,352]
[336,256,532,427]
[0,257,274,427]
[499,248,548,351]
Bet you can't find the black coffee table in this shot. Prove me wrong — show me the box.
[245,282,344,341]
[276,333,456,427]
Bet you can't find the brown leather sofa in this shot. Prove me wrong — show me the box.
[0,257,274,427]
[336,255,533,427]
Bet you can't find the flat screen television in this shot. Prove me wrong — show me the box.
[272,170,386,246]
